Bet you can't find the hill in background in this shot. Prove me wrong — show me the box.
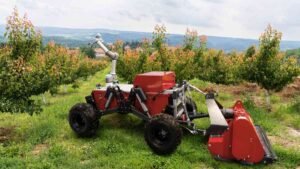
[1,25,300,51]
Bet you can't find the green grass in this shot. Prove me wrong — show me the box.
[0,68,300,169]
[272,99,300,130]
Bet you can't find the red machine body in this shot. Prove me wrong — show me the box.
[92,71,176,116]
[208,101,271,164]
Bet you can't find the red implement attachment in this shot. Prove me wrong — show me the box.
[207,100,277,164]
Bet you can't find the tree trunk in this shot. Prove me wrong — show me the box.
[265,90,271,112]
[63,85,67,94]
[42,94,47,105]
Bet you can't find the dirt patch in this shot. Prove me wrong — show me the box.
[281,77,300,98]
[268,135,300,150]
[80,160,91,164]
[203,87,216,93]
[208,82,260,97]
[32,144,49,155]
[204,77,300,103]
[250,95,265,107]
[268,127,300,151]
[288,127,300,137]
[243,83,259,93]
[0,127,15,143]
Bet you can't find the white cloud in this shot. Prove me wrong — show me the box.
[0,0,299,40]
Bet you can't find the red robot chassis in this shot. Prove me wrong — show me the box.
[68,36,277,164]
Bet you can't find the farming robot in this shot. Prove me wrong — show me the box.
[68,35,277,164]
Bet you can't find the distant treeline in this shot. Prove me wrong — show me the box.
[286,48,300,63]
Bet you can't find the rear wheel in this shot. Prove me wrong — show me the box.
[68,103,99,137]
[144,114,182,155]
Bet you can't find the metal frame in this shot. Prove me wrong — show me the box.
[86,82,217,136]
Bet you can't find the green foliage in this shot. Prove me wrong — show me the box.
[152,25,171,71]
[43,43,103,93]
[242,25,300,92]
[25,120,56,145]
[113,40,124,56]
[155,47,171,71]
[124,40,141,49]
[196,49,242,84]
[5,8,42,61]
[272,97,300,129]
[117,26,242,84]
[0,49,49,113]
[245,45,256,58]
[46,145,67,167]
[192,36,207,80]
[292,97,300,113]
[183,29,198,51]
[152,25,166,51]
[286,48,300,64]
[0,157,25,169]
[172,49,195,82]
[200,50,227,83]
[117,25,300,89]
[0,98,42,113]
[0,42,6,48]
[116,50,140,82]
[0,9,107,114]
[80,46,96,58]
[136,51,148,73]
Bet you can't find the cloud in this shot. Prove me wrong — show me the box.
[0,0,300,40]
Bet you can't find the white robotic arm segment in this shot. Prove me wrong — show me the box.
[95,37,119,60]
[95,34,119,83]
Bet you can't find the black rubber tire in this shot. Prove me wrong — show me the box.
[68,103,99,137]
[186,97,197,116]
[144,114,182,155]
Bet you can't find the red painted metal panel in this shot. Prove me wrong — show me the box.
[208,120,234,160]
[133,71,175,93]
[92,89,170,116]
[145,93,170,116]
[231,101,265,163]
[208,101,266,164]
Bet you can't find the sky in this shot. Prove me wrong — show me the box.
[0,0,300,40]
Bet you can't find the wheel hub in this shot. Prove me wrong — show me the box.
[157,128,168,140]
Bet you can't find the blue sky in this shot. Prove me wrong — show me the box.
[1,0,300,40]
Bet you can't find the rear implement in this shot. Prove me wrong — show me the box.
[207,99,277,164]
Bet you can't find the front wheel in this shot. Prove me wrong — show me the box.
[68,103,99,137]
[144,114,182,155]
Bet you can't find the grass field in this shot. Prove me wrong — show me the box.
[0,67,300,169]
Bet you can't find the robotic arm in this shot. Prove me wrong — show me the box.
[94,34,119,83]
[95,34,119,60]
